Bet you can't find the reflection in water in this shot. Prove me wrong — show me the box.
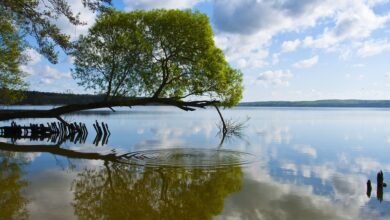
[217,117,249,148]
[376,171,387,202]
[72,163,243,220]
[0,121,88,145]
[121,148,256,168]
[0,141,247,219]
[367,180,372,198]
[92,120,110,146]
[0,152,29,220]
[0,121,111,146]
[3,107,390,218]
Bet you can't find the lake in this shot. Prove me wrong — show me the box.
[1,106,390,219]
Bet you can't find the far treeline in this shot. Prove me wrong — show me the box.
[240,100,390,108]
[1,91,106,105]
[4,91,390,108]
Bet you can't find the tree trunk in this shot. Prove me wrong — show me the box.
[0,98,219,122]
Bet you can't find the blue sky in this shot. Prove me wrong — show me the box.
[23,0,390,101]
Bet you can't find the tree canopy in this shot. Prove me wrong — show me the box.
[72,9,243,107]
[0,0,111,104]
[0,11,27,104]
[0,0,111,63]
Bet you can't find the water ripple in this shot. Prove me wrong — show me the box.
[119,148,257,168]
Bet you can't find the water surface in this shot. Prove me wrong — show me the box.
[1,106,390,219]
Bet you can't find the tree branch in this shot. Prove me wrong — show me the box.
[214,104,227,134]
[0,98,220,121]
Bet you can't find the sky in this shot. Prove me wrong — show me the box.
[22,0,390,101]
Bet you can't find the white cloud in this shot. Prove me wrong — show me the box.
[41,66,71,80]
[20,48,43,75]
[272,53,280,65]
[235,49,269,69]
[214,34,270,69]
[40,78,53,85]
[293,55,319,68]
[356,39,390,57]
[352,63,365,68]
[51,0,97,40]
[123,0,202,10]
[281,39,301,52]
[212,0,390,67]
[345,73,365,80]
[257,70,293,86]
[305,1,390,50]
[24,48,42,65]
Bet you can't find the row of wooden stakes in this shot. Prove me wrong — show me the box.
[0,120,110,146]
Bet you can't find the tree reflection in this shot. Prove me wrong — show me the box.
[72,163,243,220]
[0,152,29,220]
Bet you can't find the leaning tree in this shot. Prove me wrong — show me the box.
[72,9,243,106]
[0,9,243,129]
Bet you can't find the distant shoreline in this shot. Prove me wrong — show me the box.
[3,91,390,108]
[239,100,390,108]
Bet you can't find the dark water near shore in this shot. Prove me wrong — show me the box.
[1,106,390,219]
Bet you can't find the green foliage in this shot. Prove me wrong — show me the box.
[0,0,110,104]
[72,9,243,106]
[0,0,111,64]
[0,11,27,104]
[72,163,242,220]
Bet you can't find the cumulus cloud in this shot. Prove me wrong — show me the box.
[356,39,390,57]
[293,55,319,68]
[211,0,390,67]
[306,2,390,50]
[123,0,202,10]
[257,70,293,86]
[50,0,97,40]
[214,34,270,69]
[281,39,301,52]
[39,78,53,85]
[24,48,42,65]
[41,66,72,80]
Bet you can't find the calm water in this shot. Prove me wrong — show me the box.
[1,106,390,219]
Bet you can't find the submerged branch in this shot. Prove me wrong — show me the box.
[218,117,250,148]
[214,105,227,134]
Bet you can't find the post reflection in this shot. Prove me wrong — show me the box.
[366,180,372,198]
[71,162,243,220]
[366,171,388,202]
[376,170,387,202]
